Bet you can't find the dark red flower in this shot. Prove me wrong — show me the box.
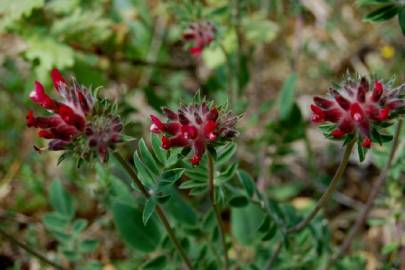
[150,102,238,165]
[311,77,404,149]
[183,21,216,57]
[26,68,123,163]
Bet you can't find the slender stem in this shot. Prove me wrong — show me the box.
[287,139,356,234]
[265,240,283,270]
[329,119,403,265]
[0,227,67,270]
[113,152,194,270]
[208,155,229,270]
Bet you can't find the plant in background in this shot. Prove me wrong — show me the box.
[182,21,217,57]
[26,68,123,164]
[358,0,405,35]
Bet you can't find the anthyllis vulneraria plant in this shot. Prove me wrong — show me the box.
[311,76,404,154]
[26,68,123,163]
[150,101,238,165]
[182,21,216,57]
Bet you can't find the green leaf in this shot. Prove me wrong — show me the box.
[49,180,75,218]
[165,190,197,226]
[358,142,366,162]
[357,0,394,5]
[399,8,405,35]
[138,139,160,176]
[79,239,99,253]
[143,198,156,225]
[278,73,298,120]
[133,152,155,187]
[72,219,88,234]
[216,143,237,167]
[237,170,255,197]
[229,195,249,208]
[261,223,277,241]
[364,5,399,22]
[216,163,238,184]
[42,212,70,232]
[0,0,44,30]
[151,134,167,165]
[231,204,264,245]
[382,242,399,255]
[159,168,184,187]
[111,201,161,252]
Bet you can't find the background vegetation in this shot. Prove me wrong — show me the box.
[0,0,404,269]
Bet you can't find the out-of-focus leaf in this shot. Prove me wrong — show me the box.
[229,195,249,208]
[142,255,167,270]
[25,36,74,81]
[242,15,279,43]
[49,180,75,218]
[364,4,399,22]
[399,7,405,35]
[142,198,156,225]
[278,72,298,121]
[237,170,255,198]
[165,189,197,226]
[112,201,161,252]
[231,204,264,245]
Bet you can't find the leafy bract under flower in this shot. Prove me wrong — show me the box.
[183,21,216,57]
[26,68,123,163]
[150,102,238,165]
[311,76,404,151]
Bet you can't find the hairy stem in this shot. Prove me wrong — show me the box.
[113,152,194,270]
[265,240,283,270]
[208,155,229,270]
[0,227,67,270]
[287,139,356,233]
[329,119,403,265]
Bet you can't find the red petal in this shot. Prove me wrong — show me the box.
[150,115,164,130]
[379,107,390,120]
[332,90,350,110]
[29,81,58,111]
[324,108,342,123]
[362,137,372,148]
[191,139,205,164]
[51,68,66,92]
[310,105,325,123]
[331,129,345,138]
[190,155,201,165]
[26,110,36,127]
[207,107,219,120]
[58,104,85,131]
[313,97,335,109]
[181,125,198,139]
[161,136,170,149]
[350,103,365,122]
[169,134,189,147]
[371,81,383,102]
[165,123,181,135]
[38,130,53,139]
[189,47,203,56]
[204,120,217,136]
[162,108,178,120]
[357,77,369,103]
[339,117,355,133]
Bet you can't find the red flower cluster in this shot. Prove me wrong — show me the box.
[26,68,123,162]
[150,103,238,165]
[311,77,404,148]
[183,21,216,57]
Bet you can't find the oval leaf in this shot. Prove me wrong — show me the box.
[112,201,161,252]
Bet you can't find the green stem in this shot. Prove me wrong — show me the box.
[287,139,356,234]
[113,152,194,270]
[208,155,229,270]
[265,240,282,270]
[0,227,67,270]
[328,118,403,266]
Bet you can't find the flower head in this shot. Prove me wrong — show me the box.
[183,21,216,57]
[150,102,238,165]
[27,68,123,163]
[311,76,404,149]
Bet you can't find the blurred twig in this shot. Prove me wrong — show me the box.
[0,226,67,270]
